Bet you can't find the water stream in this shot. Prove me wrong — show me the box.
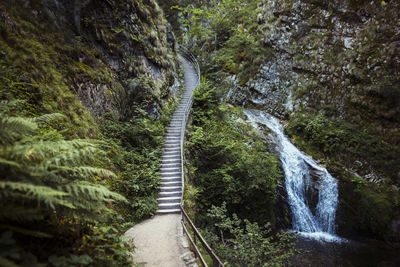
[244,109,341,242]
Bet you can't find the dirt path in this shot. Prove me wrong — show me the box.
[125,214,195,266]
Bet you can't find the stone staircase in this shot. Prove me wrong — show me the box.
[157,56,199,214]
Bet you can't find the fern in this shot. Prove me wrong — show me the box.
[0,117,37,145]
[27,113,67,124]
[53,166,117,181]
[0,157,21,169]
[40,146,98,168]
[61,182,127,205]
[0,206,44,222]
[0,256,19,267]
[0,111,128,267]
[6,139,102,166]
[0,181,74,209]
[0,224,53,238]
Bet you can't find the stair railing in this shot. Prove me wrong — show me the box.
[177,47,224,267]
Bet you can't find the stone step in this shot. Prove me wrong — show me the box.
[165,139,180,142]
[162,162,181,168]
[164,147,180,151]
[161,178,181,183]
[166,132,181,137]
[162,154,180,159]
[158,203,181,210]
[170,117,184,121]
[160,171,181,177]
[167,130,181,134]
[165,137,181,141]
[157,208,181,214]
[161,173,181,178]
[165,136,181,140]
[159,191,182,197]
[166,133,181,137]
[164,143,180,147]
[160,186,181,192]
[163,151,180,155]
[161,158,181,163]
[160,181,182,187]
[157,197,181,205]
[164,144,180,148]
[161,172,181,178]
[163,150,181,156]
[157,196,181,203]
[161,162,181,167]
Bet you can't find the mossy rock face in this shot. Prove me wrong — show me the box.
[336,172,400,241]
[0,0,179,129]
[232,0,400,241]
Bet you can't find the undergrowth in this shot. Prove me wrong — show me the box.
[183,80,294,266]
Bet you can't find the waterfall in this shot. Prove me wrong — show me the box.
[244,109,342,242]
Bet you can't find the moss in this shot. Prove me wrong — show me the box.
[337,172,399,239]
[286,112,400,183]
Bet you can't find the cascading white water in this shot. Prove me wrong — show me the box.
[244,109,342,242]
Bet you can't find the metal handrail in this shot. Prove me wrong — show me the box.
[177,47,200,206]
[175,48,224,267]
[181,207,225,267]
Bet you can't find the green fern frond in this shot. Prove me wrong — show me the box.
[53,166,117,180]
[0,206,44,222]
[74,166,117,179]
[0,256,19,267]
[0,224,52,238]
[0,157,21,169]
[9,139,100,164]
[0,99,26,114]
[40,146,98,168]
[27,113,67,124]
[0,117,37,145]
[61,182,127,205]
[0,181,74,209]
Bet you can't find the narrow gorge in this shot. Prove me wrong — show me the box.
[0,0,399,266]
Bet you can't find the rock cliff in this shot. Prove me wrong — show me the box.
[229,0,400,241]
[0,0,179,130]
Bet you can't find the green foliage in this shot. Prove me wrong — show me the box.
[286,112,400,184]
[337,173,399,239]
[99,110,169,222]
[203,203,295,267]
[0,112,131,266]
[169,0,272,85]
[0,0,181,265]
[186,80,282,225]
[353,183,397,236]
[184,79,290,265]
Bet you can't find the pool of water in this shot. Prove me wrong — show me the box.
[290,235,400,267]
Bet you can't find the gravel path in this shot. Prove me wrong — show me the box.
[125,214,194,266]
[125,56,199,266]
